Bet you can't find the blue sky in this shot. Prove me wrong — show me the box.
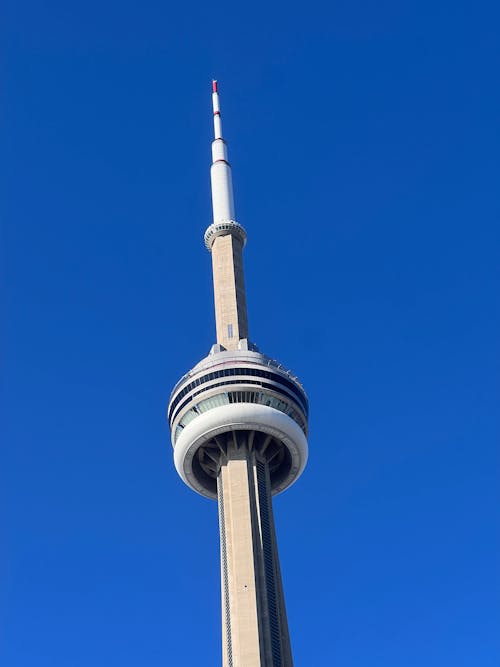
[2,1,498,665]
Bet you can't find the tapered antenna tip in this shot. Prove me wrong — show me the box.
[212,80,218,93]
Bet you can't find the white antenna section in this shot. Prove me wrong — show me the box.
[210,80,235,224]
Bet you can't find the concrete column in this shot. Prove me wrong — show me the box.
[211,234,248,349]
[217,442,294,667]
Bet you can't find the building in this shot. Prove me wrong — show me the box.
[168,81,309,667]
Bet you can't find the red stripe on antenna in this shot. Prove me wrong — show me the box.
[212,80,218,93]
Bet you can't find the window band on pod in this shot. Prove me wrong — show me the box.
[169,378,307,428]
[169,367,308,421]
[173,389,307,443]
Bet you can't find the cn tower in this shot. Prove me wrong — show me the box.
[168,81,309,667]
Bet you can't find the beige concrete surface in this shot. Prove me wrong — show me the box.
[211,234,248,349]
[218,445,294,667]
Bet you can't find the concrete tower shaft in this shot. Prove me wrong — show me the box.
[218,438,293,667]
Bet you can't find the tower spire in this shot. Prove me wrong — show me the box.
[209,79,236,228]
[212,79,223,140]
[205,81,249,350]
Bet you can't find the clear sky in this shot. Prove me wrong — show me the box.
[2,1,498,665]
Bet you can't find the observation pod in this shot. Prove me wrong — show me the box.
[169,347,309,500]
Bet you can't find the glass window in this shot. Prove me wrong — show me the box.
[179,409,197,428]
